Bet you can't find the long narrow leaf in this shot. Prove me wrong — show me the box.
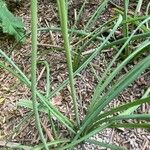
[33,139,70,150]
[120,87,150,116]
[89,96,150,129]
[31,1,48,149]
[66,15,123,141]
[108,114,150,122]
[58,123,111,150]
[88,17,150,111]
[57,0,80,126]
[86,139,126,150]
[81,55,150,136]
[0,49,75,133]
[0,141,32,150]
[84,0,109,31]
[111,123,150,129]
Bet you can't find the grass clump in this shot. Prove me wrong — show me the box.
[0,0,150,150]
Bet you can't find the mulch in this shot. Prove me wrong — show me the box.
[0,0,150,149]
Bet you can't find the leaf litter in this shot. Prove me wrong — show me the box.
[0,0,149,150]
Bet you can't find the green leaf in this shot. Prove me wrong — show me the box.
[0,49,75,134]
[0,0,25,42]
[17,99,49,114]
[0,141,33,150]
[84,0,109,31]
[86,97,150,131]
[69,15,123,142]
[88,17,150,112]
[111,123,150,129]
[109,114,150,122]
[93,96,150,125]
[57,123,111,150]
[32,139,70,150]
[86,139,126,150]
[57,0,80,126]
[120,87,150,116]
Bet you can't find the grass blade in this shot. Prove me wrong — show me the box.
[64,15,123,142]
[57,123,111,150]
[84,0,109,31]
[111,123,150,129]
[0,141,33,150]
[108,114,150,122]
[0,51,75,133]
[33,139,70,150]
[135,0,143,16]
[57,0,80,126]
[0,61,29,85]
[120,87,150,116]
[123,0,129,56]
[86,97,150,131]
[31,1,49,149]
[88,16,150,112]
[81,55,150,134]
[90,97,150,127]
[86,139,126,150]
[70,0,87,39]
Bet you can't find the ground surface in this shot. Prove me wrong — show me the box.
[0,0,150,150]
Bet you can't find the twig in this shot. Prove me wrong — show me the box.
[41,122,54,141]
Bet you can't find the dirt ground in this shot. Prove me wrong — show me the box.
[0,0,150,150]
